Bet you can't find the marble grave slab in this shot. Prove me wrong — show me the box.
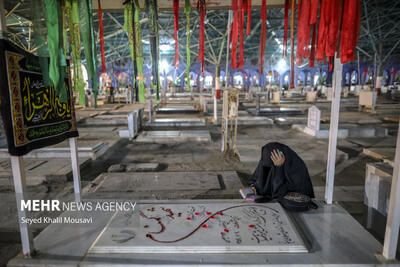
[135,130,211,143]
[90,172,221,192]
[89,203,308,253]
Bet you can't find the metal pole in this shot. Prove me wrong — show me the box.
[325,55,343,204]
[69,138,82,203]
[11,156,34,257]
[357,51,361,85]
[0,0,7,39]
[225,11,233,89]
[383,120,400,259]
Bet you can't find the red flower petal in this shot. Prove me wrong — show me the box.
[202,224,208,228]
[186,217,192,220]
[206,212,212,215]
[224,228,229,232]
[249,224,255,228]
[195,212,199,215]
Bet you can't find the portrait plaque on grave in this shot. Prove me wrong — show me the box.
[0,40,78,156]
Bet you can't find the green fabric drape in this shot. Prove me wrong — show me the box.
[32,0,51,87]
[65,0,85,105]
[124,3,139,101]
[147,0,160,102]
[185,0,191,91]
[43,0,68,102]
[79,0,98,107]
[133,0,145,102]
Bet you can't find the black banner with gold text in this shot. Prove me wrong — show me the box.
[0,40,78,156]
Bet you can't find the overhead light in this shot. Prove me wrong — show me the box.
[160,44,171,51]
[277,58,287,72]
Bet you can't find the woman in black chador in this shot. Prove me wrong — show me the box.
[249,142,315,200]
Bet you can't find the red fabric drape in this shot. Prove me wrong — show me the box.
[340,0,361,64]
[98,0,106,73]
[296,0,311,65]
[283,0,289,58]
[289,0,295,88]
[231,0,239,69]
[238,0,245,68]
[246,0,251,35]
[309,24,317,67]
[316,0,341,71]
[197,0,206,74]
[173,0,179,69]
[258,0,267,74]
[308,0,319,67]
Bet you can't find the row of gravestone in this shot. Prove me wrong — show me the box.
[119,108,144,140]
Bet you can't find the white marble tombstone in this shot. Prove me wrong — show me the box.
[89,202,308,254]
[272,92,280,103]
[307,106,321,131]
[326,87,333,101]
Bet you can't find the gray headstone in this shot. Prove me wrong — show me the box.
[125,163,160,172]
[307,105,321,131]
[108,164,126,173]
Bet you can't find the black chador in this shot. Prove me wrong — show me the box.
[249,142,315,199]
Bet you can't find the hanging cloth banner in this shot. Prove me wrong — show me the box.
[296,0,311,66]
[124,2,136,95]
[340,0,361,64]
[308,0,319,67]
[88,0,99,105]
[184,0,191,91]
[258,0,267,74]
[65,0,85,105]
[98,0,106,73]
[173,0,179,69]
[147,0,160,101]
[32,0,50,86]
[283,0,289,58]
[246,0,251,35]
[197,0,206,74]
[132,3,139,102]
[61,1,68,58]
[289,0,295,88]
[315,0,341,71]
[231,0,238,69]
[78,0,98,106]
[43,0,68,102]
[133,0,145,102]
[124,3,134,64]
[238,0,244,68]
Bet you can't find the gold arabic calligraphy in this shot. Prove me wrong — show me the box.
[22,76,71,122]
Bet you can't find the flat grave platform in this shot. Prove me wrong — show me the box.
[363,147,395,167]
[147,118,206,127]
[247,108,304,116]
[215,116,274,126]
[8,200,389,266]
[87,172,222,193]
[135,130,211,143]
[0,157,90,186]
[89,202,307,254]
[157,107,200,114]
[0,141,108,160]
